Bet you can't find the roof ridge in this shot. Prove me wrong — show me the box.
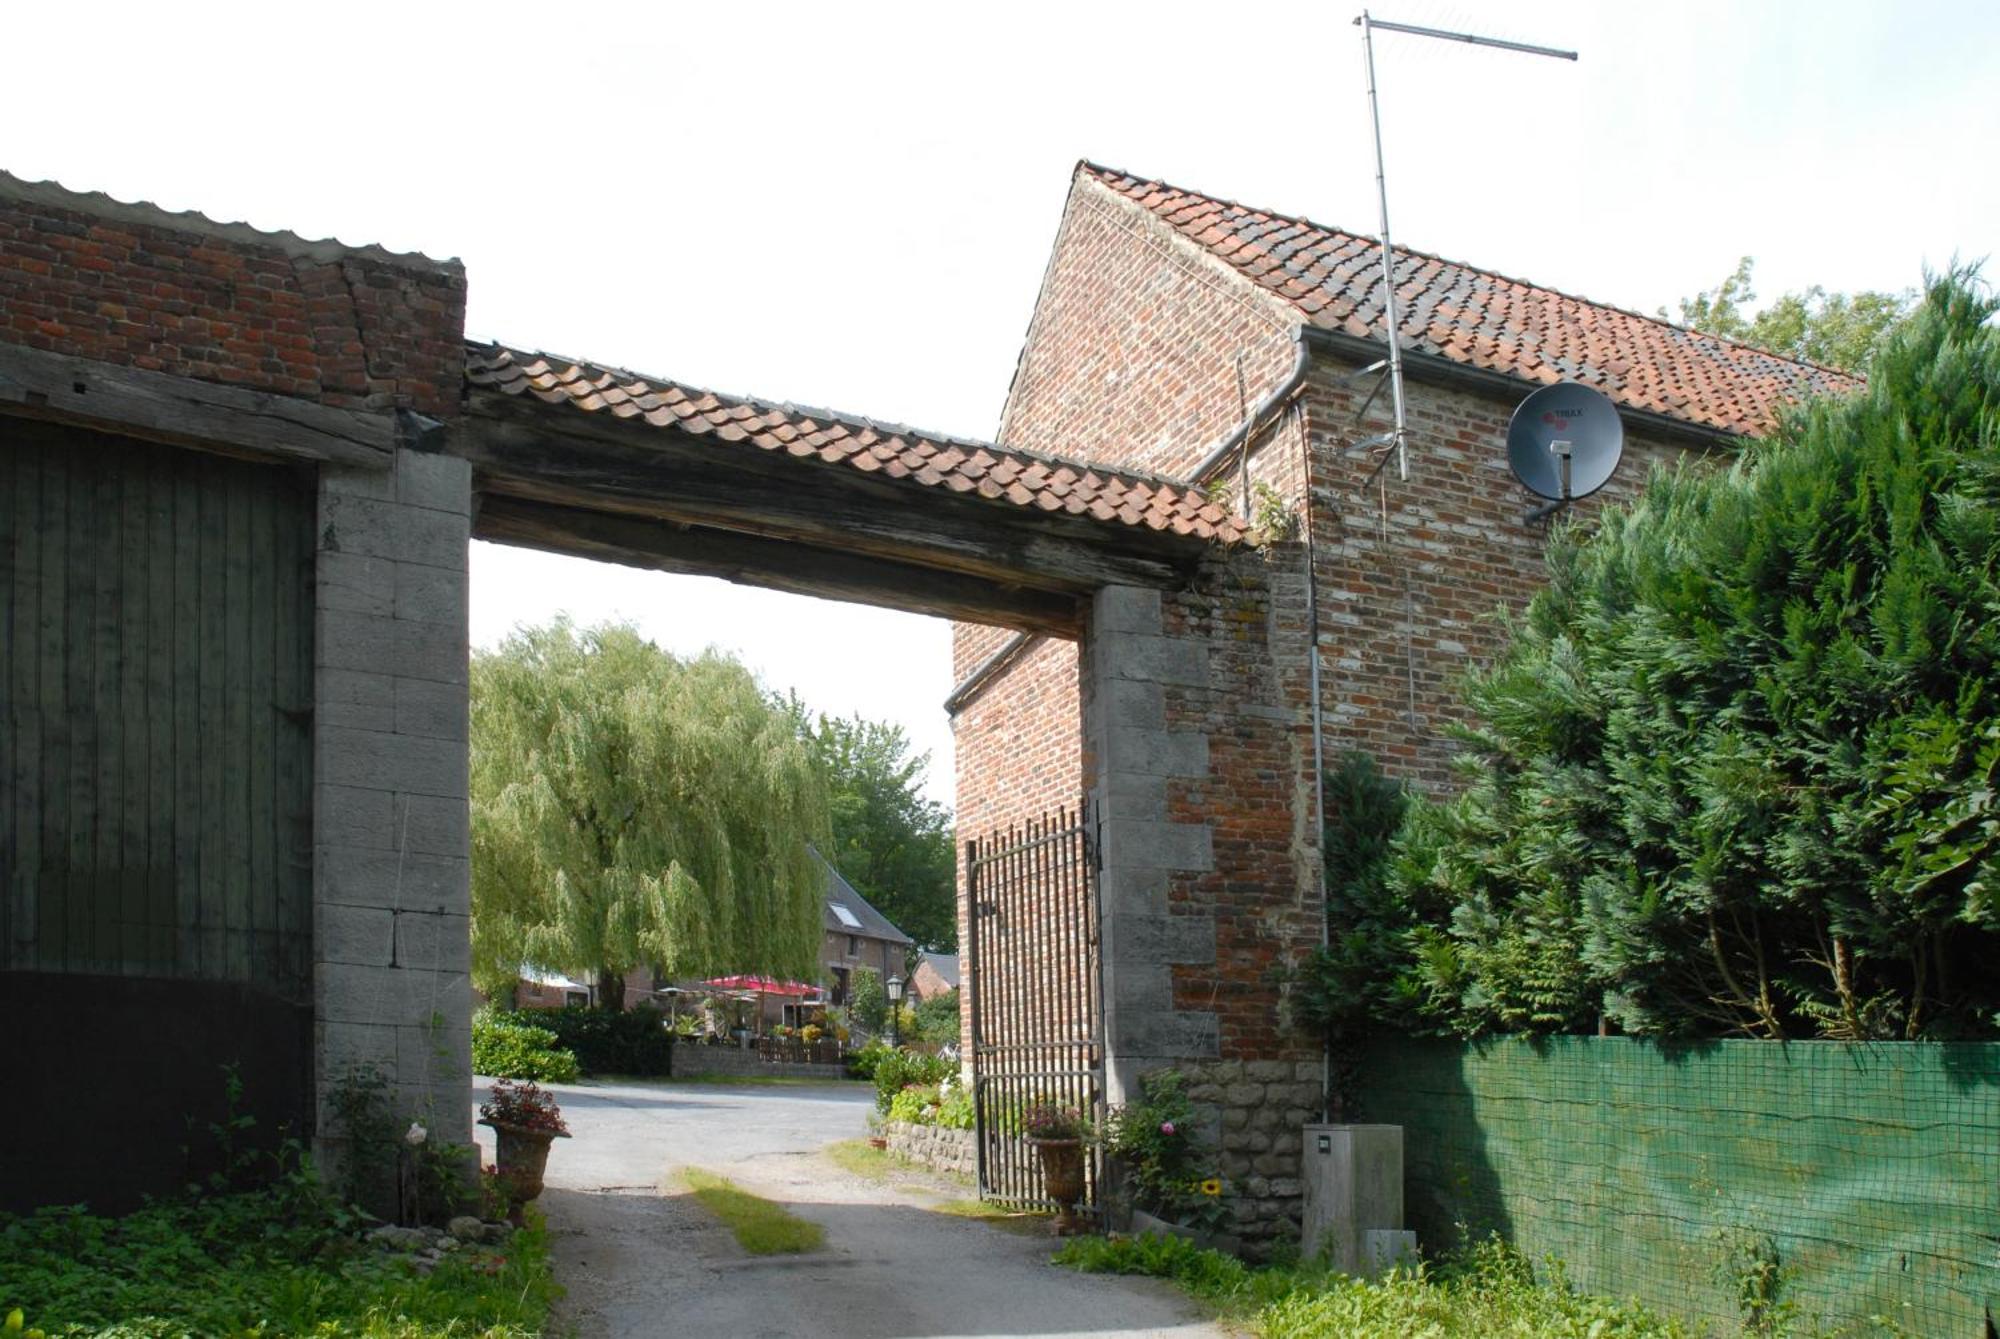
[467,338,1210,494]
[1076,160,1855,385]
[0,168,462,272]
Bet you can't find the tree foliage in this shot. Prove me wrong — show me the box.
[784,700,957,951]
[1306,273,2000,1042]
[470,621,828,1006]
[1669,256,1916,374]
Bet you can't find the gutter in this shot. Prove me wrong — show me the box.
[1298,324,1743,452]
[943,628,1042,717]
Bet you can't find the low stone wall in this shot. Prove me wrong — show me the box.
[883,1120,975,1179]
[1177,1058,1322,1250]
[672,1044,848,1081]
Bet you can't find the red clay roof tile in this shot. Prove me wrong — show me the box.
[466,344,1243,544]
[1082,163,1858,437]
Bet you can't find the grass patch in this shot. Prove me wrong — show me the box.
[930,1199,1050,1236]
[824,1139,892,1180]
[1055,1233,1704,1338]
[0,1182,558,1338]
[679,1169,825,1255]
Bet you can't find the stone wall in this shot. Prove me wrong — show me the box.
[882,1120,976,1179]
[313,447,474,1158]
[671,1044,848,1082]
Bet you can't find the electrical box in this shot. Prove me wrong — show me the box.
[1300,1123,1406,1275]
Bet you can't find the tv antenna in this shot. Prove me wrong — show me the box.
[1354,12,1577,483]
[1506,382,1625,522]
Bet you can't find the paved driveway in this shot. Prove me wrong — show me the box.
[471,1076,1228,1339]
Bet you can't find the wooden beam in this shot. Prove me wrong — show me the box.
[458,393,1204,593]
[474,493,1083,637]
[0,344,394,468]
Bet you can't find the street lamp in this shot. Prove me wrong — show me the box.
[885,973,904,1048]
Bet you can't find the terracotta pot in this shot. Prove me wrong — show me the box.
[481,1119,567,1224]
[1028,1136,1087,1235]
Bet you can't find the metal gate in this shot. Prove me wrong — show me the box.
[964,804,1104,1213]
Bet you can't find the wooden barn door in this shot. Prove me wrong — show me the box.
[1,419,316,1210]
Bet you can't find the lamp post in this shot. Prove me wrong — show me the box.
[886,973,904,1048]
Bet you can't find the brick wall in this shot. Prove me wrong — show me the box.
[1300,358,1711,792]
[0,173,465,416]
[955,171,1736,1249]
[997,173,1298,480]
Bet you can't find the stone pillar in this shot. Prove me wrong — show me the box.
[1083,585,1220,1105]
[311,446,473,1171]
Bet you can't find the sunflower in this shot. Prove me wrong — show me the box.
[1198,1177,1223,1197]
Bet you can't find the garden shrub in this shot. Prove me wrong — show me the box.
[531,1004,674,1076]
[1297,272,2000,1042]
[845,1038,894,1081]
[912,987,961,1045]
[1099,1070,1229,1233]
[883,1073,974,1130]
[870,1048,955,1114]
[471,1010,581,1083]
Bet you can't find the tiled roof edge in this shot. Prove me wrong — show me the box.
[466,338,1214,496]
[1076,160,1856,385]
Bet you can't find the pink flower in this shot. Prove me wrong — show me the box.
[1160,1121,1176,1136]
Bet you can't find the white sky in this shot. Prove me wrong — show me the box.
[8,1,1996,808]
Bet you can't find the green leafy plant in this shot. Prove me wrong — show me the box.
[883,1072,974,1130]
[869,1047,955,1113]
[1056,1232,1696,1337]
[1099,1070,1230,1234]
[912,988,961,1045]
[1292,273,2000,1043]
[472,1008,583,1082]
[529,1003,673,1076]
[850,967,888,1034]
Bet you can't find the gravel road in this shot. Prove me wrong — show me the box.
[471,1076,1229,1339]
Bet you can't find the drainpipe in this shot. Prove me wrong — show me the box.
[1185,327,1311,486]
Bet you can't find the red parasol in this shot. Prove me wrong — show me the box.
[700,975,818,997]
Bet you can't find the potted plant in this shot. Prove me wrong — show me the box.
[1022,1099,1090,1235]
[478,1079,570,1224]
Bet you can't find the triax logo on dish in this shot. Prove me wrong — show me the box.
[1541,408,1584,427]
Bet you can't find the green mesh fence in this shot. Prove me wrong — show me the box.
[1355,1037,1999,1335]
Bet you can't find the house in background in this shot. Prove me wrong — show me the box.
[911,950,959,1001]
[818,852,911,1008]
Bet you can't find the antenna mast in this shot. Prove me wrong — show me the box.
[1353,12,1577,482]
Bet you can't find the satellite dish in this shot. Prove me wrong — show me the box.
[1507,382,1624,504]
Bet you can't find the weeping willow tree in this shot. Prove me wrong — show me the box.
[471,620,828,1009]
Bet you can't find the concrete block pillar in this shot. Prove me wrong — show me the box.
[1083,585,1220,1105]
[311,446,473,1171]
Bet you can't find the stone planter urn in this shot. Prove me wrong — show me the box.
[1028,1136,1088,1235]
[481,1120,569,1225]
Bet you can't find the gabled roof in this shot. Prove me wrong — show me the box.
[1081,163,1861,438]
[916,950,960,989]
[466,344,1243,541]
[817,852,912,947]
